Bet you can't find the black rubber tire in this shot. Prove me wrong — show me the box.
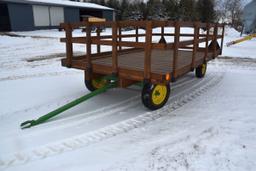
[141,83,170,110]
[141,83,152,108]
[85,80,97,92]
[195,62,207,78]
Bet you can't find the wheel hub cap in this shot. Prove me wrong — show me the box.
[92,78,107,89]
[152,85,167,105]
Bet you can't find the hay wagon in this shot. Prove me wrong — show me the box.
[60,20,224,110]
[21,20,225,129]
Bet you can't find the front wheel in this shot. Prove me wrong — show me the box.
[195,62,207,78]
[85,77,108,92]
[141,83,170,110]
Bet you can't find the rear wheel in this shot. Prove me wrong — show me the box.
[141,83,170,110]
[195,62,207,78]
[85,77,108,92]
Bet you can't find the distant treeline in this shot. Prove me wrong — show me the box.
[91,0,216,23]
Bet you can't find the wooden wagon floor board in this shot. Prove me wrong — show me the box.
[92,49,213,74]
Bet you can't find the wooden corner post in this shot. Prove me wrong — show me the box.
[118,26,122,50]
[65,23,73,68]
[112,22,118,74]
[85,21,92,80]
[172,21,180,81]
[213,23,218,58]
[191,22,199,69]
[135,26,139,42]
[220,24,225,55]
[144,21,152,81]
[204,23,210,62]
[161,25,164,38]
[96,27,101,53]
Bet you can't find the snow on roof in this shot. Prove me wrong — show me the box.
[2,0,114,11]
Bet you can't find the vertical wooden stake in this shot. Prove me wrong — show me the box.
[161,25,165,41]
[191,22,199,69]
[85,21,92,80]
[65,23,73,67]
[112,22,118,74]
[135,26,139,42]
[96,27,101,53]
[204,23,210,62]
[220,24,225,55]
[172,21,180,80]
[118,26,122,50]
[213,23,218,58]
[161,26,164,37]
[144,21,152,80]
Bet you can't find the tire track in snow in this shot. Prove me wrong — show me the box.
[0,72,223,168]
[0,71,80,82]
[209,58,256,71]
[143,129,219,171]
[31,74,197,130]
[1,73,193,122]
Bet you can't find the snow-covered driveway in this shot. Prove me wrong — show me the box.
[1,28,256,171]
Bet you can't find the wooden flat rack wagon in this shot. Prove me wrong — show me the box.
[20,20,225,129]
[60,20,224,110]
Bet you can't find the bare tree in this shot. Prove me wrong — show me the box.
[229,0,243,27]
[216,0,243,27]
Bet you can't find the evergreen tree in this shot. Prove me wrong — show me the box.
[120,0,129,20]
[98,0,105,6]
[146,0,166,20]
[107,0,121,20]
[179,0,197,21]
[162,0,179,20]
[106,0,120,10]
[146,0,154,19]
[137,1,149,20]
[196,0,216,23]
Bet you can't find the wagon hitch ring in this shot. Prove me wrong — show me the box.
[20,120,37,129]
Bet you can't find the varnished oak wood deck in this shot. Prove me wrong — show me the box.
[92,49,213,74]
[62,49,216,83]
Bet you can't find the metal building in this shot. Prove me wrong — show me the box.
[0,0,114,31]
[243,0,256,33]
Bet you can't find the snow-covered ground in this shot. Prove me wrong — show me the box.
[0,27,256,171]
[222,27,256,58]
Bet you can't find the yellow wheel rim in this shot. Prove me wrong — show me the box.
[92,78,107,89]
[201,63,206,75]
[152,85,167,105]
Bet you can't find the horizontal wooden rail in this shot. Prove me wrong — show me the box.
[152,43,167,49]
[152,20,167,27]
[61,35,223,46]
[90,21,114,27]
[178,37,208,47]
[117,33,146,38]
[60,21,114,29]
[179,21,195,27]
[152,33,217,37]
[92,34,146,39]
[60,21,225,30]
[118,41,145,48]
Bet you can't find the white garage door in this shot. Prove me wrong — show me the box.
[33,5,64,27]
[50,7,64,26]
[33,5,50,27]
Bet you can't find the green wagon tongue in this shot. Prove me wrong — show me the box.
[20,120,38,129]
[20,76,117,129]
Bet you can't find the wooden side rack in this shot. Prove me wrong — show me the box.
[60,20,224,87]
